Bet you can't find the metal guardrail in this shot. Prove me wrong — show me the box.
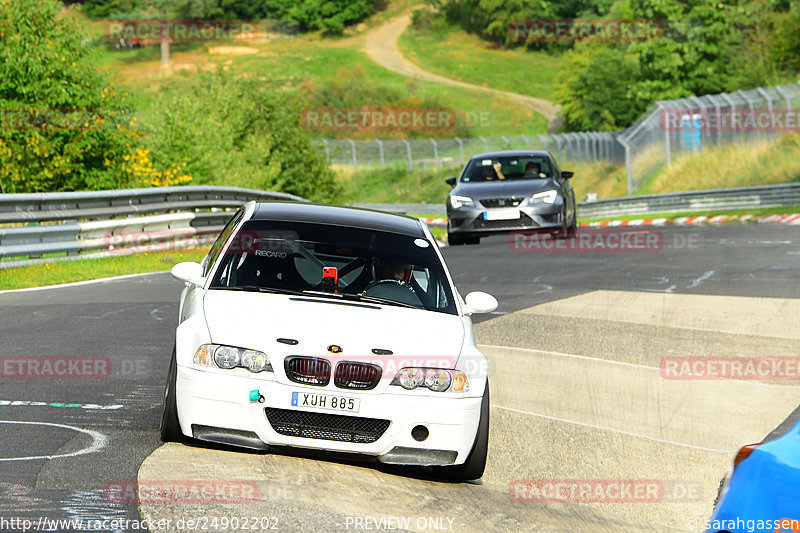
[315,80,800,196]
[578,183,800,219]
[0,186,306,267]
[356,183,800,221]
[1,183,797,267]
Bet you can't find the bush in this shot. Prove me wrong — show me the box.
[145,71,338,202]
[78,0,380,35]
[0,0,148,193]
[297,64,474,140]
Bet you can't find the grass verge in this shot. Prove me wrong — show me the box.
[0,248,208,291]
[335,165,454,204]
[97,23,548,139]
[580,205,800,224]
[398,14,562,102]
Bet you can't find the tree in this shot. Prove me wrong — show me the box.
[146,71,338,201]
[0,0,138,192]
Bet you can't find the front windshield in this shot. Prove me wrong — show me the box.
[461,156,553,182]
[209,220,456,315]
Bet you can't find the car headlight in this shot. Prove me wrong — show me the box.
[449,195,474,209]
[193,344,273,373]
[391,368,468,393]
[214,346,240,369]
[241,350,270,372]
[531,190,558,204]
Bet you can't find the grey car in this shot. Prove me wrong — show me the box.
[445,150,577,245]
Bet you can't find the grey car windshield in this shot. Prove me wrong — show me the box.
[461,157,552,182]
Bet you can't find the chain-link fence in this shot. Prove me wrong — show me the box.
[313,80,800,195]
[313,133,621,173]
[618,81,800,193]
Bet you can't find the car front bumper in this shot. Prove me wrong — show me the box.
[447,202,563,237]
[175,366,483,465]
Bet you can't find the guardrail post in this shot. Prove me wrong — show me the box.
[500,135,510,149]
[618,136,633,195]
[707,94,723,146]
[455,137,465,164]
[756,87,776,140]
[583,133,591,161]
[430,138,440,169]
[720,93,737,143]
[321,139,330,164]
[479,136,488,152]
[402,139,412,171]
[536,135,546,152]
[775,85,792,114]
[738,90,760,142]
[565,134,573,160]
[375,139,385,170]
[347,139,357,170]
[521,135,529,149]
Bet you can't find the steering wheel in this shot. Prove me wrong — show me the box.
[362,280,422,306]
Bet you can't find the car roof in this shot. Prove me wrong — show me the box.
[468,149,553,160]
[250,202,426,237]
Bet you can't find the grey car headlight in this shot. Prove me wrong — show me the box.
[531,190,558,204]
[449,195,474,209]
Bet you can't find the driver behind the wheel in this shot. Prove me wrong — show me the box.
[373,258,410,283]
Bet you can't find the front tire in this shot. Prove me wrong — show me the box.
[448,233,480,246]
[160,346,183,442]
[436,381,489,481]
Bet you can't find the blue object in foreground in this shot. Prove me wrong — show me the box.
[706,417,800,532]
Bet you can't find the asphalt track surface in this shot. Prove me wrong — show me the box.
[1,225,799,532]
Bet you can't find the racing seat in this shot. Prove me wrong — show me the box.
[232,251,302,291]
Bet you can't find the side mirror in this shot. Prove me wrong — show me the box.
[463,291,498,315]
[445,176,457,187]
[561,171,574,179]
[171,262,205,286]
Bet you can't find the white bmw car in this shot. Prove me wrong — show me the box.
[161,201,498,480]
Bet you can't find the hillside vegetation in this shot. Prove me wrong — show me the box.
[427,0,800,132]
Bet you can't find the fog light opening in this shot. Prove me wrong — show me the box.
[411,425,429,442]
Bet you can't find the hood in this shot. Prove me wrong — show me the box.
[203,290,465,366]
[453,178,558,200]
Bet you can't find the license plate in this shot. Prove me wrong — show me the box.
[291,392,360,413]
[484,208,520,221]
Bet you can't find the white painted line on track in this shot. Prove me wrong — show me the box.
[478,344,798,387]
[478,343,655,371]
[688,270,715,289]
[490,404,730,454]
[0,271,169,295]
[0,420,107,462]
